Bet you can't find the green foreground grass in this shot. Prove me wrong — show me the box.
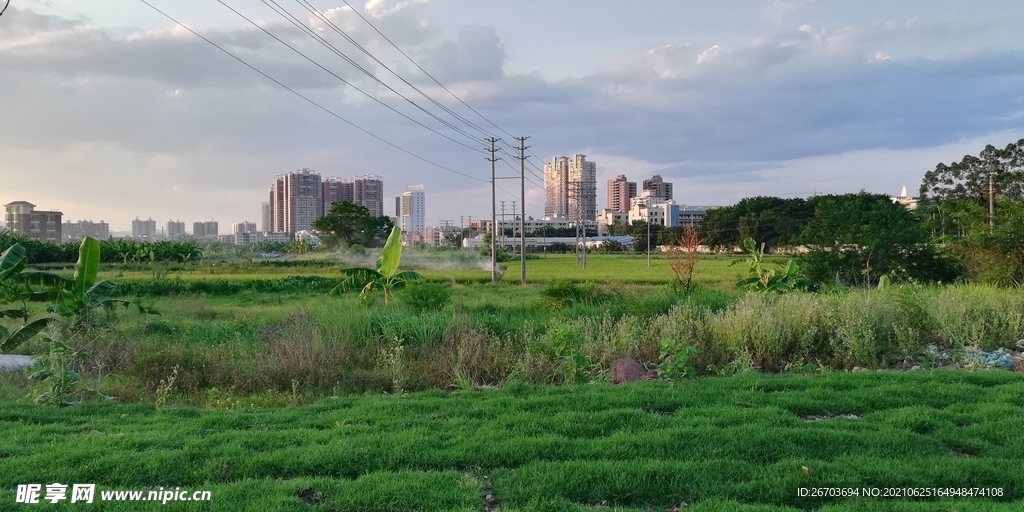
[2,371,1023,511]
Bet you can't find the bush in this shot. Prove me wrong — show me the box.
[400,281,452,313]
[539,280,615,310]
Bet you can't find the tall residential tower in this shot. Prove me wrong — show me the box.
[544,154,597,222]
[398,185,425,237]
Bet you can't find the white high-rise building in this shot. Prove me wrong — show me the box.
[569,154,597,223]
[399,185,425,237]
[544,156,570,219]
[544,154,596,222]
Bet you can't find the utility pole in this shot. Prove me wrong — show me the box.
[500,201,506,252]
[487,137,500,283]
[459,215,464,249]
[641,200,651,268]
[647,214,651,268]
[570,181,586,268]
[511,201,517,256]
[514,136,530,284]
[989,174,995,233]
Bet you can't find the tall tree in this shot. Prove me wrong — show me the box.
[920,139,1024,206]
[796,192,952,286]
[313,201,394,248]
[699,196,814,250]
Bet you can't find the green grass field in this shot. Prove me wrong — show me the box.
[2,371,1022,511]
[6,250,1024,510]
[96,253,751,290]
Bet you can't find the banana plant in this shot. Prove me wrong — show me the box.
[732,237,812,293]
[0,244,57,351]
[50,237,156,326]
[330,227,423,306]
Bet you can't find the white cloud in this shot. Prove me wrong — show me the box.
[765,0,815,23]
[696,45,722,64]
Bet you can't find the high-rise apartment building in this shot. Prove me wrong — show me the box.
[323,177,354,214]
[192,221,219,238]
[4,202,62,242]
[166,220,186,238]
[64,219,109,242]
[569,154,598,223]
[544,155,597,222]
[269,168,324,234]
[607,175,637,213]
[398,185,425,237]
[132,217,157,239]
[643,175,673,201]
[544,156,570,219]
[268,171,385,234]
[232,221,257,235]
[353,175,384,217]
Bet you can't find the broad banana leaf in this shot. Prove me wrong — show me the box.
[74,237,101,298]
[377,227,403,278]
[0,308,24,319]
[86,280,118,301]
[331,267,383,296]
[0,317,50,352]
[0,244,27,281]
[391,271,424,284]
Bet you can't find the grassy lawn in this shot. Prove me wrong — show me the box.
[2,371,1022,511]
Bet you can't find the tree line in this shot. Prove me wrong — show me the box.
[693,138,1024,286]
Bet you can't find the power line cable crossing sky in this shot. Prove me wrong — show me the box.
[1,0,1022,230]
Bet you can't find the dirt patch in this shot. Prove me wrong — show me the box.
[296,487,323,505]
[480,474,497,512]
[801,413,862,422]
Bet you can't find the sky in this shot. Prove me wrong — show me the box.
[3,0,1024,232]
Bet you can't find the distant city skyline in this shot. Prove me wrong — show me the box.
[3,1,1023,229]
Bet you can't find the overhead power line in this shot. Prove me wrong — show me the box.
[332,0,551,175]
[263,0,488,146]
[136,0,486,183]
[296,0,498,141]
[339,0,516,140]
[215,0,486,155]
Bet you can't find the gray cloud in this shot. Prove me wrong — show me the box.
[423,24,505,83]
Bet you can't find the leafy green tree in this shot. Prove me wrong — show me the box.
[331,227,422,306]
[920,139,1024,206]
[630,220,664,253]
[597,239,625,253]
[944,197,1024,285]
[796,192,951,286]
[546,242,571,253]
[699,196,814,250]
[313,201,394,248]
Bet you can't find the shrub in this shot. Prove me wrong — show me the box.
[400,281,452,313]
[539,280,615,310]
